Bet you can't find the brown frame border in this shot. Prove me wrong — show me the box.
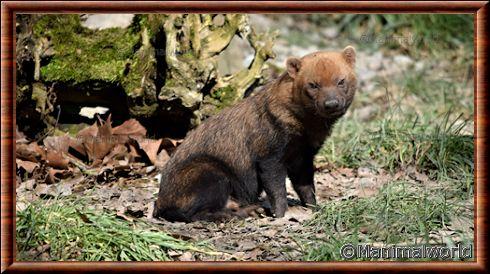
[1,1,488,273]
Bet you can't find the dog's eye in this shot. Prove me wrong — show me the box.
[308,82,320,89]
[337,78,346,87]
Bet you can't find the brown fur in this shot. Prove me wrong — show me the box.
[153,47,357,222]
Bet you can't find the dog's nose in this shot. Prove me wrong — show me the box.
[324,99,339,109]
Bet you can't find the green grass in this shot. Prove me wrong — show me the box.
[16,197,217,261]
[319,111,473,182]
[302,181,474,261]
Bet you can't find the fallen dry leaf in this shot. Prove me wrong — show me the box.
[113,118,147,136]
[46,168,72,184]
[72,122,99,158]
[45,149,69,169]
[16,159,39,174]
[137,138,162,165]
[16,142,45,162]
[84,115,115,163]
[102,144,128,165]
[69,137,87,158]
[112,119,147,144]
[77,122,98,138]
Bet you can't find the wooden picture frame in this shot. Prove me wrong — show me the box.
[1,1,488,272]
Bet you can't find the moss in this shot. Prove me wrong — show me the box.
[212,85,238,109]
[180,51,195,60]
[34,15,140,84]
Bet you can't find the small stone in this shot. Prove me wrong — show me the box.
[393,55,413,68]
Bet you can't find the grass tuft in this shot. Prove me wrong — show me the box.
[320,113,473,183]
[16,198,217,261]
[303,181,473,261]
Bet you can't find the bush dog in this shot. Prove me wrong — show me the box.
[154,46,357,222]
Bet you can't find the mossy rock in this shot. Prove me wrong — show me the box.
[34,15,140,84]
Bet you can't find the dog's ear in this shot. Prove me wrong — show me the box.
[342,45,356,67]
[286,57,301,78]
